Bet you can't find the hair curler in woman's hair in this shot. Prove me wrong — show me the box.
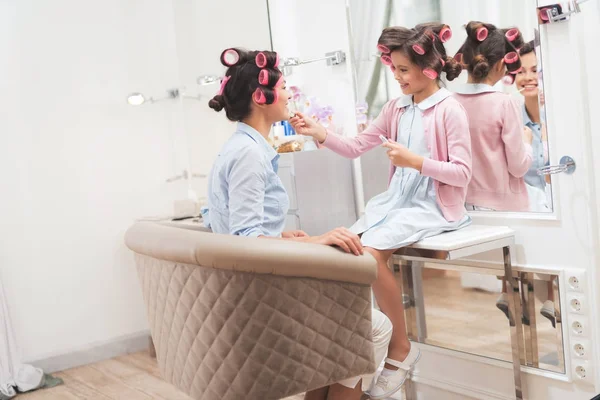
[253,88,267,104]
[377,44,391,54]
[220,49,241,66]
[258,69,269,85]
[217,76,231,96]
[505,28,520,43]
[274,53,280,68]
[439,26,452,43]
[476,26,488,41]
[423,68,438,80]
[412,44,425,55]
[255,52,267,68]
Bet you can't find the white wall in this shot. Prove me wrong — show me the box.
[0,0,270,367]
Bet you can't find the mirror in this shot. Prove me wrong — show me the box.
[393,262,565,373]
[347,0,553,213]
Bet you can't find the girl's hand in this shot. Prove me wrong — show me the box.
[523,126,533,145]
[289,111,328,143]
[382,141,424,171]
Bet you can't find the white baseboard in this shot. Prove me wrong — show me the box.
[27,330,151,373]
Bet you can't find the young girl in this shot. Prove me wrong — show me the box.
[453,21,533,212]
[291,23,472,399]
[203,48,393,400]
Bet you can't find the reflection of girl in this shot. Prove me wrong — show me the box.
[515,41,551,212]
[292,24,471,399]
[453,22,533,212]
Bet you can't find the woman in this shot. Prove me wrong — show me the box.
[203,47,392,400]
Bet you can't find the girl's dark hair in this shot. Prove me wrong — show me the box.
[455,21,523,81]
[208,48,282,122]
[378,23,462,81]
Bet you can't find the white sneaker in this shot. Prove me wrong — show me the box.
[540,300,556,328]
[367,345,421,400]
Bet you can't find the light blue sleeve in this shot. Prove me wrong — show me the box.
[227,147,268,237]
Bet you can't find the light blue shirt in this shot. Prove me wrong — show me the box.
[523,105,547,190]
[202,123,289,237]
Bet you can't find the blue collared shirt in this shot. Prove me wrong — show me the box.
[202,123,289,237]
[523,105,547,190]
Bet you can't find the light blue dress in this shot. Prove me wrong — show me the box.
[351,91,471,250]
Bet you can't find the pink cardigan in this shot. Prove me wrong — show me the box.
[321,95,472,222]
[454,90,532,211]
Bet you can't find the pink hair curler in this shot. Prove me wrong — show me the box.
[440,58,446,67]
[274,53,280,68]
[505,28,519,42]
[504,51,519,64]
[412,44,425,55]
[255,52,267,68]
[217,76,230,96]
[258,69,269,85]
[476,26,488,41]
[381,54,393,66]
[253,88,267,104]
[502,74,515,85]
[377,44,390,54]
[454,53,463,63]
[275,75,284,88]
[222,49,240,66]
[389,65,396,72]
[510,66,523,75]
[439,26,452,43]
[423,68,438,79]
[427,31,436,41]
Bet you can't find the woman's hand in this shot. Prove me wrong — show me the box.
[382,141,424,171]
[306,227,364,256]
[282,230,309,238]
[289,112,328,143]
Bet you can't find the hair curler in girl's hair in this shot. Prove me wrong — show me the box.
[221,49,241,66]
[440,58,446,67]
[217,76,231,96]
[454,53,464,63]
[439,26,452,43]
[377,44,391,54]
[423,68,438,80]
[476,27,488,41]
[412,44,425,55]
[380,54,393,66]
[505,28,520,43]
[504,51,519,65]
[502,74,515,85]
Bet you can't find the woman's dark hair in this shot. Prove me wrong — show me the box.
[378,23,463,81]
[455,21,524,81]
[518,40,535,56]
[208,48,282,122]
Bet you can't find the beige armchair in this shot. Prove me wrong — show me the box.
[125,222,378,400]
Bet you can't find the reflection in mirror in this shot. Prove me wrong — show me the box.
[346,0,553,213]
[393,263,565,373]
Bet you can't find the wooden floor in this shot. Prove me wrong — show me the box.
[17,272,560,399]
[16,350,306,400]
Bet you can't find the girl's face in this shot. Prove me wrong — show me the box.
[515,52,539,99]
[390,51,433,96]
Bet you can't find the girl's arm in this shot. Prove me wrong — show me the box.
[420,104,472,187]
[502,98,533,178]
[290,100,395,159]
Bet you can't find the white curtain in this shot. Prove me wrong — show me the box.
[0,276,44,398]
